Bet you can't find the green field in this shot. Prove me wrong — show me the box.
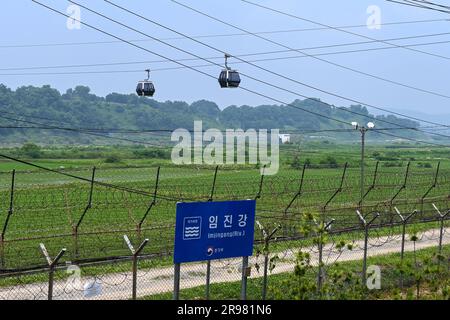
[0,144,448,270]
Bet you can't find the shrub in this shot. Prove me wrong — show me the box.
[132,148,170,159]
[319,156,338,168]
[417,162,432,168]
[20,143,42,159]
[104,155,121,163]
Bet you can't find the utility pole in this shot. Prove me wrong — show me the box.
[352,122,375,211]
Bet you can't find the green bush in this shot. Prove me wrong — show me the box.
[319,156,338,168]
[383,161,403,168]
[104,155,121,163]
[20,143,42,159]
[132,148,171,159]
[417,162,432,168]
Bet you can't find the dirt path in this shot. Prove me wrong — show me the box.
[0,227,448,300]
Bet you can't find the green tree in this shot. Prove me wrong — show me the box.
[20,143,42,158]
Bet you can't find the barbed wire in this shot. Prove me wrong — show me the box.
[0,160,447,287]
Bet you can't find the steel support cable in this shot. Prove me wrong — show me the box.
[9,116,445,158]
[387,0,450,13]
[0,114,172,149]
[240,0,450,63]
[2,16,448,49]
[30,1,450,146]
[1,115,448,149]
[0,4,440,152]
[28,0,357,129]
[74,0,450,138]
[6,38,450,76]
[376,130,450,147]
[0,124,438,134]
[171,0,450,126]
[4,31,450,72]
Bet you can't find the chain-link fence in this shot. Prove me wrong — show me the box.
[0,222,448,300]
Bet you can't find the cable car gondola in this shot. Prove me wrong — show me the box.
[218,54,241,88]
[136,69,155,97]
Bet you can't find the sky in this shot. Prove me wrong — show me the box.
[1,0,450,118]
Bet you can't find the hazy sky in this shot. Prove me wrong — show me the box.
[1,0,450,115]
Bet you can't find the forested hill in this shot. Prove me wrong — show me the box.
[0,84,427,145]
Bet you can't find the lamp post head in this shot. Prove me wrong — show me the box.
[351,122,359,130]
[367,122,375,129]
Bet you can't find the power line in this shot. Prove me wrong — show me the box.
[2,98,449,154]
[0,100,446,134]
[1,16,448,49]
[0,124,432,134]
[4,38,450,77]
[23,0,352,140]
[35,0,450,142]
[168,0,450,127]
[0,114,171,148]
[1,97,446,134]
[387,0,450,13]
[375,129,450,147]
[0,108,80,126]
[2,122,448,155]
[3,32,450,73]
[84,0,450,135]
[419,0,450,10]
[31,1,450,145]
[240,0,450,62]
[0,118,375,156]
[113,0,450,134]
[2,98,447,153]
[0,152,187,202]
[0,145,445,208]
[62,0,356,128]
[388,0,450,16]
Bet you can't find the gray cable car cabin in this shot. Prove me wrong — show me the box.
[136,69,155,97]
[219,54,241,88]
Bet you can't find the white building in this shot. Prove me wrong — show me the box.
[279,134,291,144]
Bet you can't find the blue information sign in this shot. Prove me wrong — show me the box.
[174,200,256,264]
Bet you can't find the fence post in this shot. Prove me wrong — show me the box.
[389,162,410,222]
[124,235,149,300]
[240,256,250,300]
[356,210,380,286]
[137,167,160,235]
[0,170,15,269]
[39,243,66,300]
[257,223,281,300]
[283,164,306,236]
[208,166,219,202]
[255,165,266,201]
[316,219,335,294]
[205,166,219,300]
[322,163,348,220]
[432,204,450,262]
[420,162,440,216]
[358,161,379,210]
[73,167,96,258]
[394,207,417,288]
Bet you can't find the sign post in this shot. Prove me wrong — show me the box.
[241,256,249,300]
[173,200,256,300]
[173,263,181,300]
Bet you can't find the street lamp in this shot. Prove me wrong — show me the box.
[353,122,375,211]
